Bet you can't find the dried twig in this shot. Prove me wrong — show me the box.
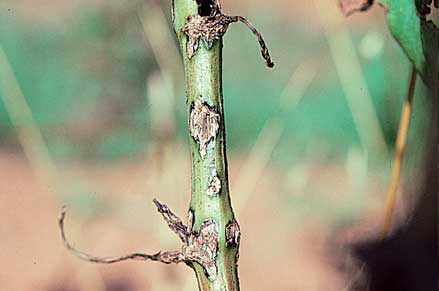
[229,16,274,68]
[381,66,417,237]
[58,206,184,264]
[153,198,188,242]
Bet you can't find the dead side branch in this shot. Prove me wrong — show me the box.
[58,205,184,264]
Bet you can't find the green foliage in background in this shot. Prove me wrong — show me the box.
[0,13,99,128]
[378,0,438,82]
[0,5,153,160]
[0,2,428,163]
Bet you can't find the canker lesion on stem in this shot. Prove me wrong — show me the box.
[181,0,274,67]
[207,175,222,196]
[225,219,241,247]
[189,99,221,160]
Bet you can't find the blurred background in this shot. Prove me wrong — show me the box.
[0,0,432,290]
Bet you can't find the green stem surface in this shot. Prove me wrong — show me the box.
[172,1,240,290]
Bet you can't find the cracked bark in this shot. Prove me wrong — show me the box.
[176,0,239,288]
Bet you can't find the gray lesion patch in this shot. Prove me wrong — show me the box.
[183,220,219,280]
[225,219,240,247]
[207,175,221,196]
[180,1,274,67]
[189,99,220,159]
[154,200,220,280]
[182,12,234,59]
[186,209,194,234]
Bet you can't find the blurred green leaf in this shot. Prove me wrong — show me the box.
[379,0,438,82]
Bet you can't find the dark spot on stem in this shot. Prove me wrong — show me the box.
[225,219,241,247]
[196,0,219,16]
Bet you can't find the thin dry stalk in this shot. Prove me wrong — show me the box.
[381,66,417,236]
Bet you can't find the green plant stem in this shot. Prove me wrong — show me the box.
[172,1,240,290]
[58,1,273,289]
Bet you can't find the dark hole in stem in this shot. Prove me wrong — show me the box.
[196,0,217,16]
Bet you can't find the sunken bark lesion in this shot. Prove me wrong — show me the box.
[182,13,233,58]
[183,220,219,280]
[189,99,221,160]
[181,0,274,67]
[225,219,241,247]
[155,200,220,280]
[207,175,222,196]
